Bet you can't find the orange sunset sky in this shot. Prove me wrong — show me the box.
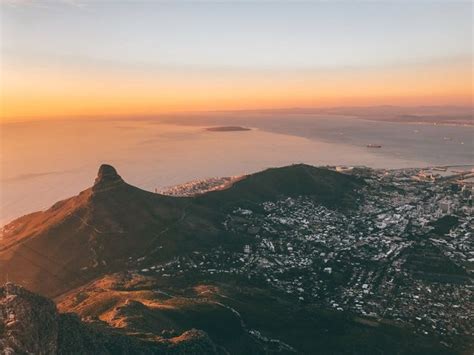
[0,1,472,121]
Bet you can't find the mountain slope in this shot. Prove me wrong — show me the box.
[0,165,215,296]
[54,273,456,355]
[0,164,363,297]
[0,283,221,354]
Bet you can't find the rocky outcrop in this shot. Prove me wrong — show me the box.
[93,164,124,191]
[0,283,59,354]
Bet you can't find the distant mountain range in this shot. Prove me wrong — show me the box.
[209,105,474,126]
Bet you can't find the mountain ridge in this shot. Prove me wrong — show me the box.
[0,163,363,297]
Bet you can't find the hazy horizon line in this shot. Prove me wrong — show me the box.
[1,103,473,124]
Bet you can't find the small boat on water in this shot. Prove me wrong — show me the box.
[366,144,382,148]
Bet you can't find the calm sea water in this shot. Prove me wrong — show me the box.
[1,116,471,225]
[165,112,473,166]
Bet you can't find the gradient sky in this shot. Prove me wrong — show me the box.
[0,0,472,121]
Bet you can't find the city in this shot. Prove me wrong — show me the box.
[138,166,473,346]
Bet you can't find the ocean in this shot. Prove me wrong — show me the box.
[1,115,472,225]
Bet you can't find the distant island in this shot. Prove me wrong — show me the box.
[206,126,251,132]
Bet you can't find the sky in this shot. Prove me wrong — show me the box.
[0,0,472,121]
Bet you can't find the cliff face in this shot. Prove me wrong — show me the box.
[0,283,221,354]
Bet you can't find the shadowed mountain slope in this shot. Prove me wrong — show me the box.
[0,283,221,354]
[198,164,363,210]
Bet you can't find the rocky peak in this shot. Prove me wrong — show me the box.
[93,164,123,190]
